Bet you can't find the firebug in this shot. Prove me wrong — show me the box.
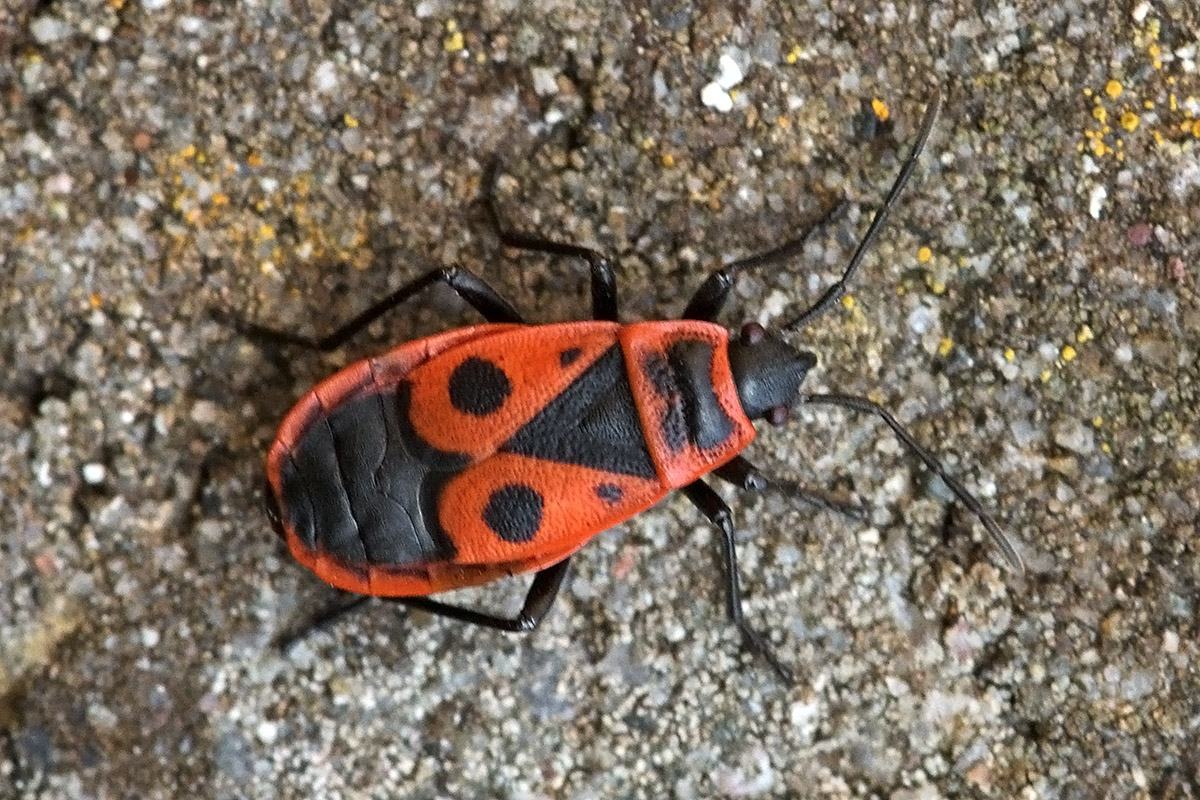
[239,89,1021,681]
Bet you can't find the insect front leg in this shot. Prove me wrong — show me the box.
[681,202,845,323]
[713,455,865,520]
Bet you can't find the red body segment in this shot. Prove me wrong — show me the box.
[266,320,757,598]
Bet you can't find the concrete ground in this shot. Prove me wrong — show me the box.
[2,1,1198,798]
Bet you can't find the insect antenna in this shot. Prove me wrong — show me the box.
[801,392,1024,573]
[782,88,942,332]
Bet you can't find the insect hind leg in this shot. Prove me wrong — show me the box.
[382,558,572,633]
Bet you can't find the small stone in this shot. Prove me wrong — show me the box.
[531,66,558,96]
[256,720,279,744]
[82,462,107,485]
[1052,417,1095,455]
[701,82,733,112]
[715,54,744,90]
[312,60,338,94]
[30,16,73,44]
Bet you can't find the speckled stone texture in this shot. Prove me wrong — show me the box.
[2,1,1198,798]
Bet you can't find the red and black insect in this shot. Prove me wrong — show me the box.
[245,90,1020,681]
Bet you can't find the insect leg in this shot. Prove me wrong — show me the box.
[271,594,371,650]
[800,391,1023,572]
[680,479,794,683]
[383,558,572,633]
[484,161,619,322]
[712,455,865,520]
[223,265,525,351]
[782,90,942,332]
[681,201,845,322]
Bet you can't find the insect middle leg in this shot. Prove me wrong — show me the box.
[483,161,619,322]
[224,265,526,351]
[680,479,794,683]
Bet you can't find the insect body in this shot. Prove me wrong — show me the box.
[253,90,1020,681]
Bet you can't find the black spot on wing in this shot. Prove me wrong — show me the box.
[595,483,624,503]
[559,347,582,367]
[483,484,544,543]
[448,356,512,416]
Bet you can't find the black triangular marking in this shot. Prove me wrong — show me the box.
[504,346,657,479]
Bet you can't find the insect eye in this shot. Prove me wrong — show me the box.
[767,405,790,426]
[740,322,766,344]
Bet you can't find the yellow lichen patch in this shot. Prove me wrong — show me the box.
[1040,369,1052,383]
[1106,80,1123,99]
[1076,324,1094,344]
[1120,111,1140,131]
[871,98,890,121]
[1061,345,1077,362]
[1092,416,1104,428]
[785,45,802,64]
[1004,347,1015,362]
[938,337,953,356]
[841,295,855,310]
[661,153,675,168]
[247,152,263,168]
[343,114,359,128]
[917,246,932,263]
[444,20,464,52]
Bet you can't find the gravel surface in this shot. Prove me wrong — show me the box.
[2,1,1198,798]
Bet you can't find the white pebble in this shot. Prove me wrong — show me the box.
[701,82,733,112]
[531,66,558,96]
[1088,184,1107,219]
[312,60,339,94]
[82,463,107,485]
[715,54,744,90]
[30,16,73,43]
[142,627,161,648]
[257,720,279,744]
